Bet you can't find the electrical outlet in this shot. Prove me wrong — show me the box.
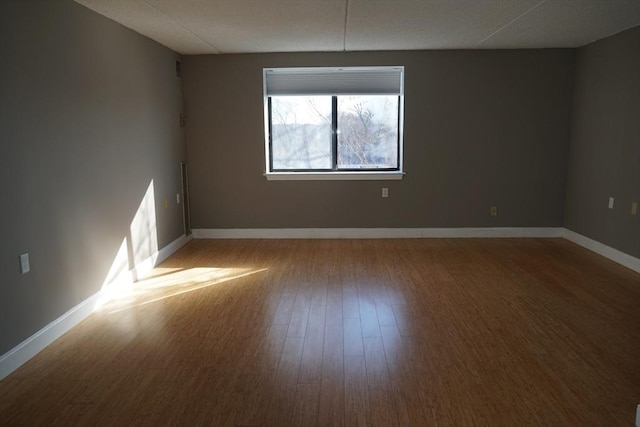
[176,193,181,204]
[490,206,497,216]
[608,197,614,209]
[19,253,30,274]
[632,202,638,216]
[382,188,388,198]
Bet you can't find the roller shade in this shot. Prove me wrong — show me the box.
[264,66,404,96]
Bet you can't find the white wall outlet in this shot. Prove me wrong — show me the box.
[382,188,388,198]
[19,253,30,274]
[632,202,638,216]
[608,197,614,209]
[490,206,497,216]
[176,193,181,204]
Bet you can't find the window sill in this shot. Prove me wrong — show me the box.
[265,171,404,181]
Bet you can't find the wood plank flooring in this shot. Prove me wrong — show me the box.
[1,238,639,426]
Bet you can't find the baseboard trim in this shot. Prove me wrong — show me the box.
[192,227,639,273]
[158,233,192,263]
[563,229,640,274]
[0,291,100,381]
[0,233,192,381]
[133,232,193,279]
[192,227,564,239]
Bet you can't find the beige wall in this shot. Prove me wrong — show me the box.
[183,50,575,229]
[565,26,640,258]
[0,1,186,353]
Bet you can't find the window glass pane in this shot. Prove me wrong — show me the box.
[271,96,332,170]
[337,96,398,169]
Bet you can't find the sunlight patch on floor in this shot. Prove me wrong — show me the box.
[97,266,269,313]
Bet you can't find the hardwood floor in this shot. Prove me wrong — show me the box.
[1,238,639,426]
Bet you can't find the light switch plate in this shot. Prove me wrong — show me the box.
[19,253,30,274]
[608,197,614,209]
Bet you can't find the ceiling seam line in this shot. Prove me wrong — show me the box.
[142,0,222,53]
[474,0,549,47]
[343,0,350,51]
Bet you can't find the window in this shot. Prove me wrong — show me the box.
[263,66,404,180]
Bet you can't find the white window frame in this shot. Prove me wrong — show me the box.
[263,66,405,181]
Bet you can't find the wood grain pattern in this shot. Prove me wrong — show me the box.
[1,238,639,425]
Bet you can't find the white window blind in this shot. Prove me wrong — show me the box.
[264,66,404,96]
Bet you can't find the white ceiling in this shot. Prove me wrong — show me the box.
[75,0,640,55]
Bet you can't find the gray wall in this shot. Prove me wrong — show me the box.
[183,50,575,229]
[565,26,640,258]
[0,1,186,354]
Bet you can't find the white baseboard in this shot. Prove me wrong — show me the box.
[132,232,193,279]
[192,227,564,239]
[157,233,192,263]
[563,229,640,273]
[192,227,639,273]
[0,291,101,381]
[0,233,192,381]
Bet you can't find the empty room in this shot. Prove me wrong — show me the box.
[1,0,639,425]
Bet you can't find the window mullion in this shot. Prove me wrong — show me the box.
[268,97,274,172]
[331,96,338,171]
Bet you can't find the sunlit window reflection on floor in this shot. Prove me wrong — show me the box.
[97,266,269,313]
